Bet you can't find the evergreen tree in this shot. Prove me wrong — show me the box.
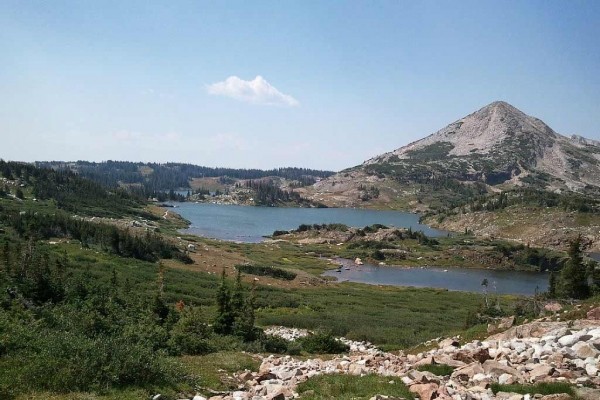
[1,242,9,274]
[232,272,258,341]
[231,269,245,314]
[559,235,590,299]
[213,269,235,335]
[235,279,258,341]
[548,270,557,298]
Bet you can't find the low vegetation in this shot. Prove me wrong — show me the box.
[235,264,297,281]
[297,374,414,400]
[0,160,571,399]
[416,364,455,376]
[490,382,576,397]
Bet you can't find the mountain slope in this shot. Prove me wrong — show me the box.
[305,101,600,210]
[366,101,600,191]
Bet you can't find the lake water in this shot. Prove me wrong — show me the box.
[323,259,549,295]
[172,203,447,243]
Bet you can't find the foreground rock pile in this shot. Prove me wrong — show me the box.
[183,320,600,400]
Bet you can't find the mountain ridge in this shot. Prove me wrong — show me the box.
[306,101,600,210]
[364,100,600,190]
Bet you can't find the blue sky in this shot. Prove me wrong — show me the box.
[1,1,599,170]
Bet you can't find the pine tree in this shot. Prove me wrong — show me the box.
[548,270,557,298]
[559,235,590,299]
[213,269,235,335]
[1,242,10,274]
[233,273,258,341]
[231,269,245,314]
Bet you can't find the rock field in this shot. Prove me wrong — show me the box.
[172,318,600,400]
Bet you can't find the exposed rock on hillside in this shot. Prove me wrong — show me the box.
[305,101,600,209]
[198,318,600,400]
[365,101,600,191]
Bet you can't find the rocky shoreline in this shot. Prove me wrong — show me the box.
[187,317,600,400]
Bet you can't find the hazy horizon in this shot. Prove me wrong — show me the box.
[1,1,599,170]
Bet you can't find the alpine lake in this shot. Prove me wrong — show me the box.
[172,202,549,295]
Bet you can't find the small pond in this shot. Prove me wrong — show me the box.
[323,259,549,295]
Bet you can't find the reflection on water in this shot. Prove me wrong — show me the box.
[323,259,548,296]
[172,203,448,243]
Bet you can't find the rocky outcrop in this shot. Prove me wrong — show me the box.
[178,321,600,400]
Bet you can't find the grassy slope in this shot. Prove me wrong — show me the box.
[425,205,600,252]
[0,179,518,399]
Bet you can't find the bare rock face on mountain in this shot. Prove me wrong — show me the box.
[308,101,600,208]
[365,101,600,191]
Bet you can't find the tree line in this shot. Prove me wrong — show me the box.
[1,160,145,218]
[0,208,192,264]
[36,160,335,193]
[244,179,323,207]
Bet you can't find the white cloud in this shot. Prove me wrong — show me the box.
[207,75,299,107]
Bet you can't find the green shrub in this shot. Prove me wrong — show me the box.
[416,364,455,376]
[236,264,297,281]
[260,334,290,354]
[297,374,414,400]
[168,307,213,355]
[490,382,575,396]
[298,330,349,354]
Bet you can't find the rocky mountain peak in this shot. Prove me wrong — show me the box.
[365,101,559,164]
[353,101,600,193]
[307,101,600,209]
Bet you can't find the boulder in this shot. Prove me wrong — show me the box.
[451,362,484,382]
[454,351,475,364]
[529,364,554,382]
[482,360,522,381]
[256,372,277,383]
[586,307,600,320]
[238,371,254,382]
[439,338,460,348]
[557,334,578,347]
[473,348,491,363]
[414,356,436,367]
[585,363,598,376]
[232,391,250,400]
[496,393,523,400]
[544,303,563,313]
[499,316,516,330]
[498,373,516,385]
[266,391,286,400]
[409,383,439,400]
[572,342,599,359]
[539,395,572,400]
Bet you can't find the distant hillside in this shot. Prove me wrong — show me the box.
[36,161,335,194]
[0,160,145,218]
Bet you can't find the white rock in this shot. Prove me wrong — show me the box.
[498,373,515,385]
[473,373,487,381]
[585,363,599,376]
[588,328,600,338]
[572,342,599,358]
[558,334,579,347]
[401,376,413,385]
